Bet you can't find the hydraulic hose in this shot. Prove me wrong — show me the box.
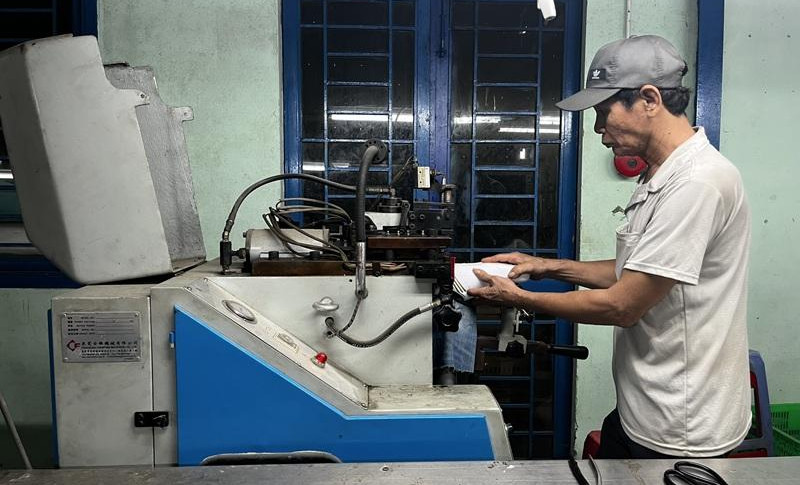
[355,143,382,298]
[325,299,442,348]
[223,173,364,241]
[356,144,380,243]
[219,172,389,271]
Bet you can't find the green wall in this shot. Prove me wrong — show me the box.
[99,0,284,254]
[2,0,799,467]
[0,290,62,468]
[574,0,698,450]
[721,0,800,405]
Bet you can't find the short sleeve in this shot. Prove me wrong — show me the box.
[623,181,725,285]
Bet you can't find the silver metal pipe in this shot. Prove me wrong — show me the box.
[355,241,368,298]
[0,388,32,470]
[625,0,633,38]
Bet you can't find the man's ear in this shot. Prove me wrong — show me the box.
[638,85,662,113]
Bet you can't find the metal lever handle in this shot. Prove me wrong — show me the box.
[528,341,589,360]
[546,344,589,360]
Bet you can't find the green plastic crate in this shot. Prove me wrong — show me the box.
[771,403,800,456]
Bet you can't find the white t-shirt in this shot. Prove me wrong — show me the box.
[613,127,751,457]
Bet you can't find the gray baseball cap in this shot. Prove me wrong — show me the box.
[556,35,688,111]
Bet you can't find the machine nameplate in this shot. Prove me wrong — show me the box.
[61,312,141,362]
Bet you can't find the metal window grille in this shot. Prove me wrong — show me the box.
[283,0,583,459]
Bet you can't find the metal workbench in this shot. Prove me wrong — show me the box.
[2,458,800,484]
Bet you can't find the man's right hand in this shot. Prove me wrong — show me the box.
[481,252,553,280]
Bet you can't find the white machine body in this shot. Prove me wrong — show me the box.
[51,264,512,466]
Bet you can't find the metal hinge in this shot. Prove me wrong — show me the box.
[134,411,169,428]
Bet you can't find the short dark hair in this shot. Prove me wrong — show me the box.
[611,86,692,116]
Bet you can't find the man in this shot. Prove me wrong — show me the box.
[468,35,751,459]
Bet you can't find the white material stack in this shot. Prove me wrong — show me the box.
[453,262,529,300]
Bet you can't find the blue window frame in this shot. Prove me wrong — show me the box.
[283,0,582,459]
[0,0,96,288]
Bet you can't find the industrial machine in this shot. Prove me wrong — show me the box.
[0,35,584,467]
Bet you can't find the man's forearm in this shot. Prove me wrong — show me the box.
[546,259,617,289]
[511,288,626,327]
[504,269,677,327]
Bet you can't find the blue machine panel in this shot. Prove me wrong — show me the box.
[174,307,495,465]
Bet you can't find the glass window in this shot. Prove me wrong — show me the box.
[478,30,538,55]
[475,199,534,221]
[328,56,388,83]
[476,143,535,167]
[537,144,560,248]
[393,1,414,26]
[301,28,324,139]
[327,0,388,25]
[477,87,537,113]
[477,2,539,28]
[328,86,388,110]
[328,28,388,53]
[475,225,532,249]
[300,0,322,24]
[477,58,538,83]
[476,115,536,140]
[450,31,475,140]
[477,171,534,194]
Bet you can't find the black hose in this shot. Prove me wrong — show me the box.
[222,173,360,240]
[356,145,380,243]
[568,456,591,485]
[219,172,390,270]
[325,301,439,349]
[338,294,363,334]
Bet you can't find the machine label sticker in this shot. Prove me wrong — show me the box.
[61,312,141,363]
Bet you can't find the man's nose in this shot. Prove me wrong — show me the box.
[594,118,605,134]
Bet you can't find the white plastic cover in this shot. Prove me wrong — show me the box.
[0,35,205,283]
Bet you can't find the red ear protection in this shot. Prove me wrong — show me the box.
[614,156,647,177]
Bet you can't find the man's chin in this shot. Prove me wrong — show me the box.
[611,148,636,157]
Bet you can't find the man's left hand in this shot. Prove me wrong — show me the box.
[467,268,523,305]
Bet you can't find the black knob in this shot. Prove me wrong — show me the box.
[506,340,525,358]
[434,304,462,331]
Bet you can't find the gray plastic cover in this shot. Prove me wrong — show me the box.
[0,35,205,283]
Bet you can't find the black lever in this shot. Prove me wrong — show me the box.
[528,341,589,360]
